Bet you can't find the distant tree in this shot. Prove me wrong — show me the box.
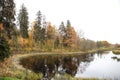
[96,41,102,48]
[9,24,19,48]
[54,36,60,48]
[33,24,41,45]
[41,28,46,44]
[101,41,111,47]
[36,10,42,26]
[59,21,66,48]
[42,15,47,29]
[41,15,47,44]
[97,41,111,48]
[66,20,71,28]
[63,20,77,48]
[18,4,29,38]
[33,11,42,43]
[46,23,56,49]
[59,21,66,37]
[46,23,56,40]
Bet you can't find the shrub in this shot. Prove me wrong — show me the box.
[0,36,10,61]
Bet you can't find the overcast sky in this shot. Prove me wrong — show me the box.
[15,0,120,44]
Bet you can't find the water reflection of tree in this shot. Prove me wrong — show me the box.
[77,54,94,73]
[97,51,110,58]
[20,53,94,79]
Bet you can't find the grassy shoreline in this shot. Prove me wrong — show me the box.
[112,50,120,54]
[0,48,111,80]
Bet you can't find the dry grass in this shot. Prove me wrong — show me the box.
[0,57,14,77]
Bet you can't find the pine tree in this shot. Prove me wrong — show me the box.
[18,4,29,38]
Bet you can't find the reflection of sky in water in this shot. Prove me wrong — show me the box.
[75,51,120,79]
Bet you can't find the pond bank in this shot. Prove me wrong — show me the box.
[0,48,110,80]
[12,49,111,79]
[112,50,120,54]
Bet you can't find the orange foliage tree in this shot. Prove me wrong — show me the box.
[63,20,77,49]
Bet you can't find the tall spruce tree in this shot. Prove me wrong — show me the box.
[33,10,42,42]
[59,21,66,37]
[0,0,15,60]
[59,21,66,48]
[18,4,29,38]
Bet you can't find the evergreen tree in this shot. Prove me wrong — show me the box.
[33,22,41,42]
[0,0,15,60]
[66,20,71,28]
[18,4,29,38]
[33,11,42,42]
[59,21,66,48]
[41,15,46,44]
[36,10,42,26]
[34,11,46,44]
[0,0,15,38]
[59,21,66,37]
[0,36,10,61]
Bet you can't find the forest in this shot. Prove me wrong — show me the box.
[0,0,119,80]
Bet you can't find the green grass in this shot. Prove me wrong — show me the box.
[0,77,18,80]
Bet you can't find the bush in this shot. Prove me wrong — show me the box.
[0,36,10,61]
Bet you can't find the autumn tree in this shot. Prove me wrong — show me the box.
[101,41,111,47]
[46,23,56,49]
[63,20,77,49]
[47,23,56,40]
[97,41,111,48]
[18,4,29,38]
[0,0,15,60]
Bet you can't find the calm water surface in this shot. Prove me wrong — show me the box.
[20,51,120,79]
[76,51,120,79]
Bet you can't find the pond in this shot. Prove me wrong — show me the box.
[20,51,120,79]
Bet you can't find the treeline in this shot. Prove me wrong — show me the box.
[0,2,111,55]
[10,4,111,52]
